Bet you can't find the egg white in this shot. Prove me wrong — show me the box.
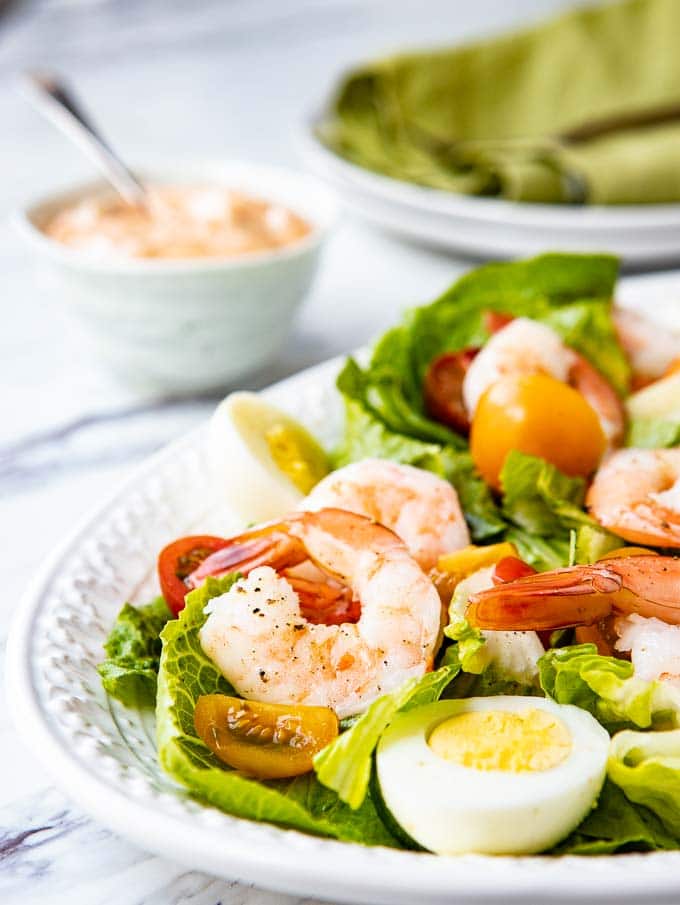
[376,695,610,855]
[207,392,313,523]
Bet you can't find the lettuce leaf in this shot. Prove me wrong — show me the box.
[98,597,172,707]
[156,575,398,845]
[335,255,624,549]
[314,663,460,810]
[503,527,571,571]
[609,728,680,837]
[539,644,678,732]
[554,780,680,854]
[335,362,504,541]
[500,451,589,536]
[499,453,624,570]
[574,524,624,564]
[627,417,680,449]
[406,253,624,392]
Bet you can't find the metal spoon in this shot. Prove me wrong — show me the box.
[21,71,148,208]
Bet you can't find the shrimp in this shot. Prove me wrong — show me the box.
[299,459,470,570]
[462,317,625,445]
[198,508,442,718]
[587,448,680,548]
[615,614,680,685]
[466,555,680,632]
[613,307,680,389]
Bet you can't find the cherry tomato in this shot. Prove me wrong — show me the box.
[423,348,478,433]
[483,310,514,334]
[158,535,229,615]
[194,694,338,779]
[470,374,607,490]
[492,556,537,584]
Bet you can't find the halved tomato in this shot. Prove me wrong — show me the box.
[493,556,537,584]
[158,535,229,615]
[194,694,338,779]
[423,348,478,433]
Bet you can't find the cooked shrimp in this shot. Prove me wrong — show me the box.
[615,614,680,684]
[466,555,680,632]
[450,566,544,683]
[587,448,680,548]
[198,508,442,718]
[613,307,680,388]
[299,459,470,570]
[462,317,625,445]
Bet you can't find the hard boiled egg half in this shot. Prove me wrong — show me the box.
[376,696,609,855]
[207,392,330,523]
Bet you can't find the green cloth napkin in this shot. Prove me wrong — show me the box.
[320,0,680,204]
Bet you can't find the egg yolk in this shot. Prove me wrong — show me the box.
[264,423,328,494]
[428,709,572,772]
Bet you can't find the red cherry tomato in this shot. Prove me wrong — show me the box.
[492,556,537,584]
[158,535,229,615]
[423,348,478,433]
[483,310,514,334]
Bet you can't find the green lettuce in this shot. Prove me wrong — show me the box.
[98,597,172,707]
[499,452,600,570]
[555,780,679,854]
[503,527,571,571]
[335,255,625,546]
[627,417,680,449]
[539,644,679,732]
[609,728,680,837]
[500,451,590,536]
[405,253,625,393]
[314,663,460,810]
[156,575,398,845]
[335,362,504,541]
[574,523,624,564]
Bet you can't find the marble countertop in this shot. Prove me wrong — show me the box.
[0,1,609,903]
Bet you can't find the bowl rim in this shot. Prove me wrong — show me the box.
[12,158,338,276]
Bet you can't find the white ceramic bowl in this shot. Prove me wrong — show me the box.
[15,160,337,393]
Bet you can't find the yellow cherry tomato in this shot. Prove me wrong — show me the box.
[194,694,338,779]
[470,374,606,490]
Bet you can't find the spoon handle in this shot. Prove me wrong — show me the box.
[22,71,148,207]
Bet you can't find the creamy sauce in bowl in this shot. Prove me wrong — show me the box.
[42,184,312,260]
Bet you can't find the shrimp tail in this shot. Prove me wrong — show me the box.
[467,565,620,631]
[467,555,680,632]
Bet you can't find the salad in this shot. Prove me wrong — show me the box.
[99,253,680,856]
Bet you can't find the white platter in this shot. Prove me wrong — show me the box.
[301,128,680,267]
[7,272,680,904]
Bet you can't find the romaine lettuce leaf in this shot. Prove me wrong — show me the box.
[539,644,678,732]
[156,575,399,845]
[406,253,624,391]
[574,524,624,564]
[503,527,571,571]
[335,255,624,550]
[554,780,679,854]
[627,417,680,449]
[500,451,589,536]
[98,597,172,707]
[609,728,680,837]
[314,663,460,810]
[335,363,504,541]
[499,453,623,569]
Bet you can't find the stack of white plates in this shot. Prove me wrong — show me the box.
[301,122,680,266]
